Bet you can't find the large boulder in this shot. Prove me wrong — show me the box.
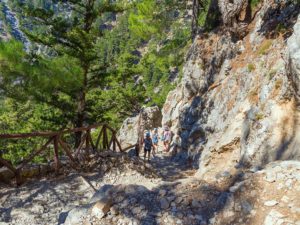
[0,167,14,183]
[118,106,162,149]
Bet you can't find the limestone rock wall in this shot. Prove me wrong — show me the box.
[162,0,300,179]
[118,106,162,149]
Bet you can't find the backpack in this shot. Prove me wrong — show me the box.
[144,138,152,150]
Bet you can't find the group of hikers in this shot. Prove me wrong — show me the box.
[142,126,181,161]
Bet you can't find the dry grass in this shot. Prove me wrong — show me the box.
[248,88,259,104]
[269,78,283,99]
[257,39,272,55]
[275,79,283,90]
[255,113,265,120]
[208,82,221,92]
[267,69,277,80]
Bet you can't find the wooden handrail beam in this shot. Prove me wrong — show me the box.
[0,123,105,139]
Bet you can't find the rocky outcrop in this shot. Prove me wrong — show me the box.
[118,106,162,148]
[288,14,300,99]
[0,0,30,49]
[162,0,300,177]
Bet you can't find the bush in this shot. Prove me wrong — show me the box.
[247,63,256,72]
[255,113,264,120]
[250,0,262,10]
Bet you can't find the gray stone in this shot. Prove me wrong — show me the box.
[110,206,119,215]
[160,198,170,209]
[191,199,202,208]
[90,184,113,204]
[264,209,285,225]
[264,200,279,207]
[229,181,245,193]
[64,204,92,225]
[241,201,253,214]
[159,189,167,196]
[91,197,113,218]
[167,195,176,202]
[265,172,276,183]
[131,207,141,215]
[175,197,183,204]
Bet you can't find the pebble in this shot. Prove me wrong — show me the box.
[175,197,183,204]
[159,189,167,196]
[160,198,170,209]
[167,195,176,202]
[191,199,202,208]
[265,172,276,183]
[264,200,279,207]
[281,196,289,203]
[285,179,293,188]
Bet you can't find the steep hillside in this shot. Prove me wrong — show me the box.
[162,0,300,178]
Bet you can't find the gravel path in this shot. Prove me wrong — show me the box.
[0,150,196,225]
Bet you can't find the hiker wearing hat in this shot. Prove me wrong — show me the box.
[152,128,159,156]
[143,131,154,161]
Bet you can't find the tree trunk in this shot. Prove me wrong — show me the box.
[191,0,200,39]
[74,66,88,148]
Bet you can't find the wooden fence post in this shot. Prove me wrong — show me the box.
[103,125,107,150]
[86,130,90,156]
[95,126,104,150]
[87,130,96,152]
[53,135,60,173]
[112,133,116,152]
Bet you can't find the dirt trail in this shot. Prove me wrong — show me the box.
[0,147,198,225]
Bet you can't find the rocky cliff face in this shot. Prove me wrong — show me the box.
[0,0,30,49]
[118,106,162,149]
[162,0,300,180]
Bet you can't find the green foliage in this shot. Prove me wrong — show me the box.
[128,1,159,40]
[0,98,65,164]
[247,63,256,72]
[250,0,262,10]
[198,2,210,27]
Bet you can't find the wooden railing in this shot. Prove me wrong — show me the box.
[0,124,122,184]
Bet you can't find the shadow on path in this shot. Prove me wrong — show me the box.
[148,152,196,182]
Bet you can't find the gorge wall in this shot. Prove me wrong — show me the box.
[161,0,300,180]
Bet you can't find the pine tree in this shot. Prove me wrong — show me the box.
[0,0,126,146]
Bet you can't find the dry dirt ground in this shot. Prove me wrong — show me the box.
[1,146,300,225]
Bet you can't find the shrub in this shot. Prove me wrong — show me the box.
[255,113,264,120]
[247,64,256,72]
[250,0,262,10]
[258,40,272,55]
